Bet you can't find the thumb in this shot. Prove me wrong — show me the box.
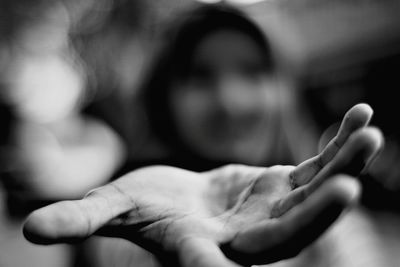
[23,183,133,244]
[23,200,94,244]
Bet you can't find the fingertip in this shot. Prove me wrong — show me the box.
[361,126,384,150]
[23,201,88,245]
[23,208,57,244]
[346,103,374,126]
[353,127,385,157]
[351,103,373,118]
[323,175,361,206]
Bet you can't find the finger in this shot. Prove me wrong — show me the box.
[291,103,373,187]
[308,127,383,192]
[270,185,309,218]
[272,127,382,218]
[222,175,360,265]
[23,182,135,244]
[178,237,241,267]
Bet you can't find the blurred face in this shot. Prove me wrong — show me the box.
[170,29,282,164]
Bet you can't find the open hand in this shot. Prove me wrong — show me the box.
[23,104,383,267]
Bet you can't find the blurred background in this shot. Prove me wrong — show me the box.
[1,0,400,266]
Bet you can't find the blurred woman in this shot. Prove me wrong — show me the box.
[121,2,320,174]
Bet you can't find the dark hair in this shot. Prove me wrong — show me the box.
[141,3,273,155]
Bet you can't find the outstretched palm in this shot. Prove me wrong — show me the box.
[24,104,382,267]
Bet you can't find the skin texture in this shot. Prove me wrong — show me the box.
[23,104,383,267]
